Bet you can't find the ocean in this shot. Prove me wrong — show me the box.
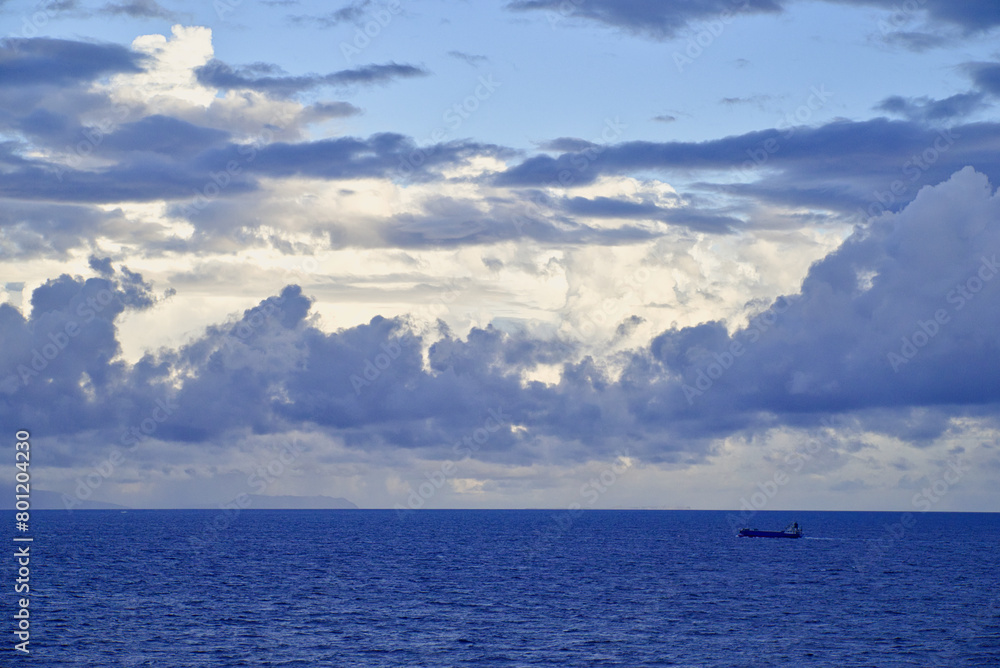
[5,510,999,666]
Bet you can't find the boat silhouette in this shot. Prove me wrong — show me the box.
[737,522,803,538]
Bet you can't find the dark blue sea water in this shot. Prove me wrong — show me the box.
[3,510,999,666]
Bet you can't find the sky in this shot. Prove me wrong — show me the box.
[1,0,1000,511]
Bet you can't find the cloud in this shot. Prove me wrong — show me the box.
[720,94,773,107]
[100,115,231,156]
[3,168,999,472]
[381,195,661,248]
[506,0,783,39]
[559,195,740,234]
[289,0,373,27]
[0,154,257,203]
[878,30,950,52]
[108,25,216,108]
[0,263,164,428]
[506,0,1000,38]
[643,167,1000,427]
[447,51,489,67]
[536,137,598,153]
[203,134,507,182]
[497,117,1000,222]
[101,0,176,19]
[874,93,987,122]
[0,37,145,87]
[194,60,428,97]
[849,0,1000,33]
[301,101,363,120]
[0,200,132,259]
[965,62,1000,97]
[0,127,509,207]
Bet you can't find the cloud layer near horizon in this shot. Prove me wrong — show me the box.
[4,168,998,473]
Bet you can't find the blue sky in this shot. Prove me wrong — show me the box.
[2,0,1000,511]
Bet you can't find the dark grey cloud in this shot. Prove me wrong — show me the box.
[879,31,950,52]
[506,0,783,38]
[200,133,507,181]
[100,0,175,19]
[0,264,164,434]
[302,101,363,120]
[874,92,988,122]
[720,94,772,107]
[0,200,131,259]
[88,255,114,276]
[289,0,372,27]
[0,131,507,208]
[560,195,739,234]
[838,0,1000,33]
[101,115,231,156]
[497,118,1000,222]
[506,0,1000,38]
[966,62,1000,97]
[0,37,144,87]
[194,59,428,97]
[318,62,427,87]
[8,107,75,144]
[0,156,257,203]
[502,119,936,186]
[447,51,489,67]
[537,137,598,153]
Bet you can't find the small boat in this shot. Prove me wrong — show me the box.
[738,522,803,539]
